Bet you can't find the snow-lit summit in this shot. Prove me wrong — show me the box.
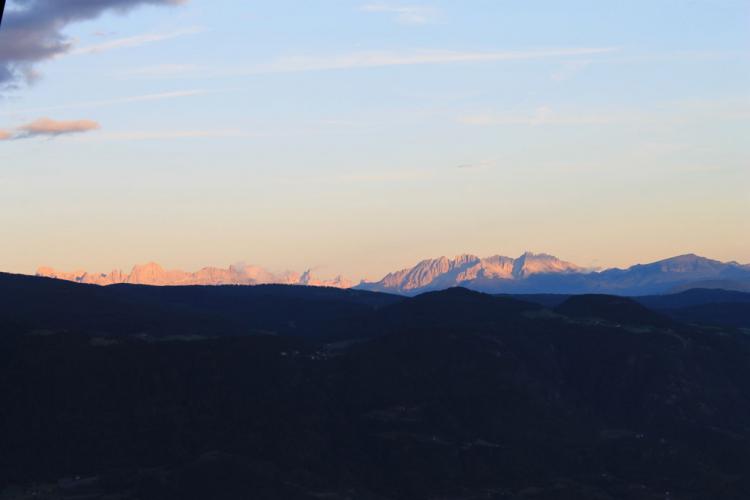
[36,262,353,288]
[357,252,583,294]
[35,253,750,296]
[357,253,750,295]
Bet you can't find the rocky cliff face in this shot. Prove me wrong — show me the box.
[358,253,750,295]
[360,252,582,294]
[37,263,353,288]
[36,254,750,295]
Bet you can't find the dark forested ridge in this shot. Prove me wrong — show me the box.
[1,273,750,499]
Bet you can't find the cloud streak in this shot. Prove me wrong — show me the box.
[250,47,618,75]
[117,48,618,80]
[459,106,623,127]
[0,0,185,86]
[2,117,101,140]
[3,89,209,116]
[457,98,750,128]
[361,3,439,24]
[84,129,254,141]
[70,26,203,55]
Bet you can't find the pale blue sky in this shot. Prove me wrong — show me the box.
[1,0,748,280]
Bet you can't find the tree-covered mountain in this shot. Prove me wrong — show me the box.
[1,276,750,499]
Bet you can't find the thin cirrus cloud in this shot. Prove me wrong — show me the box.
[458,99,750,128]
[249,47,618,75]
[119,48,618,80]
[551,60,593,82]
[0,0,186,86]
[3,118,101,140]
[459,106,623,127]
[3,89,210,116]
[360,3,440,25]
[119,64,203,78]
[82,130,257,141]
[70,27,204,55]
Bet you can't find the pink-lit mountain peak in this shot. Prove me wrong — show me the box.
[36,263,352,288]
[369,252,583,293]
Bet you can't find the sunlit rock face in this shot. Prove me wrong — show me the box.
[36,266,126,286]
[298,270,354,289]
[360,252,583,295]
[36,263,352,288]
[34,254,750,294]
[511,252,583,278]
[358,253,750,296]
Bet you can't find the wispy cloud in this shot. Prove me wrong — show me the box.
[551,59,593,82]
[251,47,618,74]
[74,130,257,142]
[70,27,204,55]
[361,3,440,24]
[459,106,622,127]
[456,160,493,170]
[4,89,210,116]
[4,117,101,140]
[119,64,203,78]
[459,98,750,128]
[116,47,618,80]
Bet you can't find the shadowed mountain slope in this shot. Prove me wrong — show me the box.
[0,272,402,338]
[1,286,750,499]
[555,295,675,328]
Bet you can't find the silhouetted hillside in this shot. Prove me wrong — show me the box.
[636,288,750,309]
[0,272,402,339]
[635,289,750,328]
[555,295,675,328]
[2,280,750,499]
[372,287,541,331]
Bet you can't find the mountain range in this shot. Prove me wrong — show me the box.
[358,252,750,295]
[36,262,353,288]
[35,252,750,296]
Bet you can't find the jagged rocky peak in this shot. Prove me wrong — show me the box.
[511,252,583,278]
[376,254,482,293]
[360,252,583,294]
[36,263,352,288]
[358,252,750,295]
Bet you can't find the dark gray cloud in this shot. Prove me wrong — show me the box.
[0,0,185,86]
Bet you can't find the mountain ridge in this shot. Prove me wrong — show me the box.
[358,252,750,295]
[32,252,750,295]
[36,262,353,288]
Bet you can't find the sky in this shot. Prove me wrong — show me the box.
[0,0,748,281]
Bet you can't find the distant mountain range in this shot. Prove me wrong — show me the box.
[36,262,353,288]
[357,252,750,295]
[35,253,750,295]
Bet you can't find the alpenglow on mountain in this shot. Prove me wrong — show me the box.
[37,262,352,288]
[356,253,750,295]
[357,253,582,294]
[35,253,750,295]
